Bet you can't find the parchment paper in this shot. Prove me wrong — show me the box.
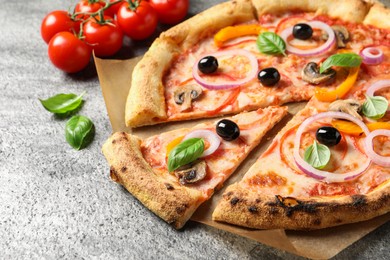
[95,56,390,259]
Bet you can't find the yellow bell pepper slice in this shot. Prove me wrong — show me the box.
[166,136,184,156]
[331,120,390,136]
[214,24,265,48]
[315,66,360,102]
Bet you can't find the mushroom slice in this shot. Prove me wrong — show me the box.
[328,99,362,120]
[174,85,203,112]
[302,62,336,85]
[321,25,349,48]
[332,25,349,48]
[174,160,207,185]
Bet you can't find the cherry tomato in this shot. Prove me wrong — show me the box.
[83,16,124,57]
[149,0,189,25]
[74,0,106,19]
[48,32,91,73]
[106,0,124,17]
[117,1,158,40]
[41,10,78,44]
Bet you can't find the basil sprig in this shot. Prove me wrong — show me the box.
[319,53,362,74]
[257,32,286,56]
[65,115,95,150]
[39,92,85,115]
[167,138,204,172]
[362,95,389,119]
[304,141,331,169]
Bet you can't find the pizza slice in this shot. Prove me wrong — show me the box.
[124,0,386,128]
[213,93,390,230]
[102,106,287,228]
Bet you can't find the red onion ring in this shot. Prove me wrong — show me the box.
[192,49,258,90]
[364,129,390,167]
[360,47,384,65]
[293,111,371,183]
[183,130,221,157]
[280,21,336,57]
[365,79,390,97]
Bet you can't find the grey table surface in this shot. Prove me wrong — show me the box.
[1,0,389,259]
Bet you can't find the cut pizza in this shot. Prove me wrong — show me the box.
[102,0,390,230]
[102,106,287,228]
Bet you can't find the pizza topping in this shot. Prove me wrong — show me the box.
[167,138,205,172]
[174,160,207,185]
[366,79,390,97]
[280,21,335,57]
[331,120,390,136]
[316,126,341,146]
[216,119,240,141]
[302,62,336,85]
[257,32,287,56]
[364,130,390,167]
[360,47,384,65]
[198,56,218,74]
[304,141,331,169]
[293,111,371,182]
[328,99,362,120]
[315,66,360,102]
[214,24,264,48]
[258,67,281,86]
[173,85,203,111]
[319,53,362,74]
[329,25,349,48]
[292,23,313,40]
[362,95,388,120]
[192,49,258,90]
[183,130,221,157]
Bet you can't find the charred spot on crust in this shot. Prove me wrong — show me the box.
[112,139,116,144]
[109,166,119,182]
[351,195,367,207]
[313,219,321,225]
[248,206,258,214]
[269,207,278,215]
[275,195,318,217]
[255,199,261,203]
[121,166,127,173]
[176,204,188,214]
[230,197,240,206]
[165,183,174,190]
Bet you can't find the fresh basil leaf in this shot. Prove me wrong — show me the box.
[167,138,204,172]
[256,32,286,56]
[65,115,95,150]
[362,95,389,119]
[39,91,85,115]
[304,141,331,169]
[319,53,362,74]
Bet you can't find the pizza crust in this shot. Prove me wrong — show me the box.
[102,132,205,229]
[363,2,390,29]
[212,180,390,230]
[251,0,371,23]
[125,38,180,127]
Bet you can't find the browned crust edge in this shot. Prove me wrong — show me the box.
[102,132,204,229]
[363,2,390,29]
[212,181,390,230]
[251,0,372,23]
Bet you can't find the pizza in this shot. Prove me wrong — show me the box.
[102,106,287,228]
[102,0,390,230]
